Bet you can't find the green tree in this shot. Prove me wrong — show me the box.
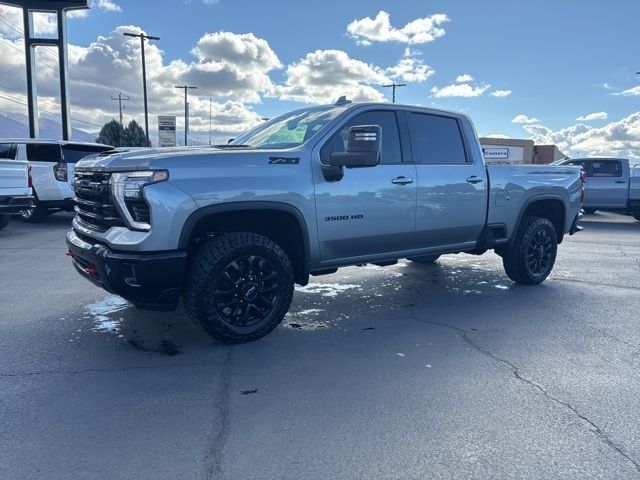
[123,120,151,147]
[96,119,125,147]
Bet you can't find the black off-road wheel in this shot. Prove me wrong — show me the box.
[408,254,441,264]
[633,212,640,222]
[502,216,558,285]
[184,232,294,344]
[0,214,10,230]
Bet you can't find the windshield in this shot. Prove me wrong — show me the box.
[231,106,345,149]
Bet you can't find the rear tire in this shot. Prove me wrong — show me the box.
[502,216,557,285]
[0,214,10,230]
[633,212,640,222]
[408,254,441,264]
[184,232,294,344]
[20,195,47,223]
[583,208,596,214]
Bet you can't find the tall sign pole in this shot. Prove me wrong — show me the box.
[174,85,197,146]
[123,31,160,144]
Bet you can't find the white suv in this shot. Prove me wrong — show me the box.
[0,140,113,222]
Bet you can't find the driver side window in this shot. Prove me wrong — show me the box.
[320,110,402,165]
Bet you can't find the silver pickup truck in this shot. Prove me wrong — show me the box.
[66,100,583,343]
[0,144,32,230]
[552,158,640,220]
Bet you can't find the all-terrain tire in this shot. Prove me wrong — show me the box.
[502,216,558,285]
[20,194,47,223]
[184,232,294,344]
[407,254,441,264]
[0,214,10,230]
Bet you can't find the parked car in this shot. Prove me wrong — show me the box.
[66,100,583,343]
[552,158,640,220]
[0,139,113,222]
[0,142,33,230]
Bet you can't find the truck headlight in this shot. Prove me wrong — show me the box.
[110,171,168,231]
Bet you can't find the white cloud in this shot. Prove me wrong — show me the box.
[456,74,473,83]
[512,114,540,124]
[347,11,449,45]
[617,85,640,96]
[484,134,510,139]
[431,83,490,98]
[576,112,608,122]
[490,90,512,97]
[385,56,434,83]
[271,49,389,104]
[521,112,640,158]
[95,0,122,12]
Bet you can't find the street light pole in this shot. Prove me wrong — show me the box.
[175,85,198,146]
[382,83,407,103]
[123,31,160,145]
[209,97,212,146]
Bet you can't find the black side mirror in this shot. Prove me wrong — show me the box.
[330,125,381,168]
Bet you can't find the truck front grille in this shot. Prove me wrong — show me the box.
[73,171,125,232]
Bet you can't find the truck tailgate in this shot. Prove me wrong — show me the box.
[0,159,30,196]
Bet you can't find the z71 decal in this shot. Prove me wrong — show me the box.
[269,157,300,165]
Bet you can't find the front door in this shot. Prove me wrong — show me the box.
[314,109,417,263]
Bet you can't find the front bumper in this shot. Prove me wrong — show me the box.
[66,229,187,310]
[0,195,33,214]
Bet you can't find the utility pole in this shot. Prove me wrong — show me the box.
[111,92,130,126]
[175,85,198,146]
[382,83,406,103]
[209,97,212,146]
[123,31,160,144]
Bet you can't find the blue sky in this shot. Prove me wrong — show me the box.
[1,0,639,156]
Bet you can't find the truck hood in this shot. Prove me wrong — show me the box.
[74,146,276,172]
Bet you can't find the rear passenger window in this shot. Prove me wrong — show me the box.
[591,161,621,177]
[26,144,62,163]
[321,110,402,165]
[0,143,17,159]
[409,113,467,164]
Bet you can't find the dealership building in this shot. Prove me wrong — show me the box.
[479,137,568,165]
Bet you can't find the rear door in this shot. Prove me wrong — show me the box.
[582,160,627,208]
[314,108,417,263]
[408,111,488,248]
[0,143,29,194]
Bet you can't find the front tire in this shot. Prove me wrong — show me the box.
[0,214,10,230]
[502,216,558,285]
[184,232,294,344]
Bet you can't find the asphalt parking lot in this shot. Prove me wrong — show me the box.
[1,211,640,479]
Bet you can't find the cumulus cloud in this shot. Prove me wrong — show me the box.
[271,49,389,104]
[431,83,490,98]
[455,74,473,83]
[490,90,512,97]
[385,51,434,83]
[95,0,122,12]
[347,11,449,45]
[576,112,608,122]
[512,114,540,124]
[520,112,640,159]
[616,85,640,96]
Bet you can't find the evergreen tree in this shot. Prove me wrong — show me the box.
[96,119,125,147]
[123,120,151,147]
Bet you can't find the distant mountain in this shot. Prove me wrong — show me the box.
[0,112,98,143]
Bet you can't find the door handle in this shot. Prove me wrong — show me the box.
[466,176,483,184]
[614,180,625,184]
[392,176,413,185]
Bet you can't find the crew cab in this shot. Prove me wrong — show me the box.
[0,140,113,222]
[0,143,32,230]
[552,157,640,220]
[66,101,583,343]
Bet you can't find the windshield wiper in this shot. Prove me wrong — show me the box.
[211,144,254,149]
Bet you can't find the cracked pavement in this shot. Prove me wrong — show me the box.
[1,211,640,479]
